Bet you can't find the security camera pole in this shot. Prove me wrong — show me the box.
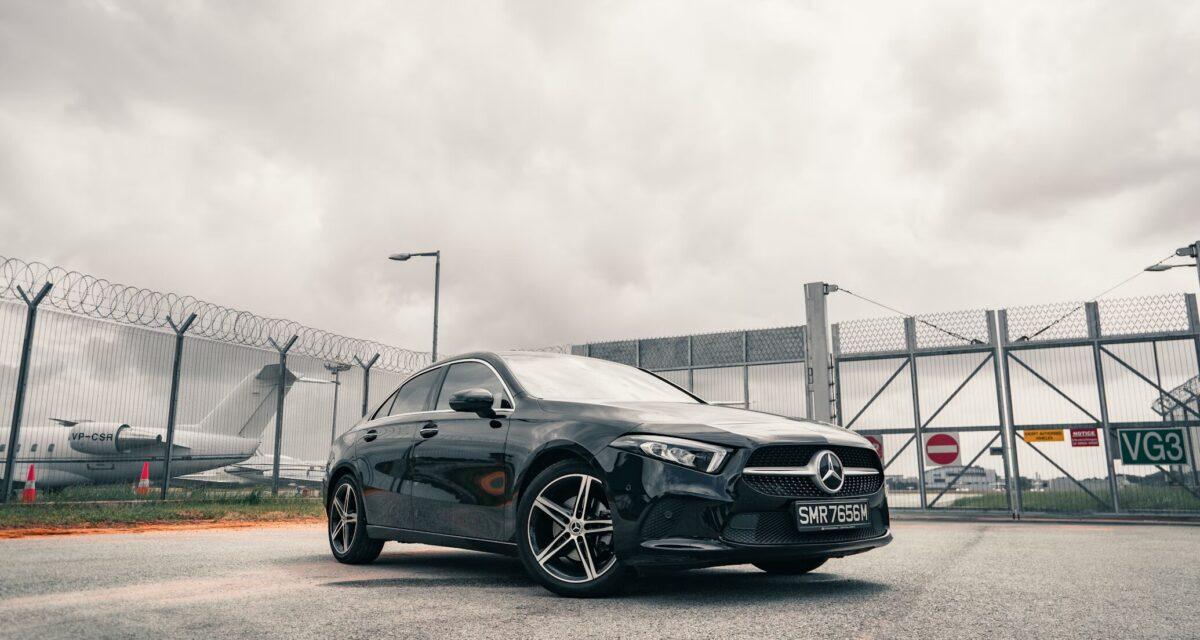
[324,362,352,444]
[389,250,441,361]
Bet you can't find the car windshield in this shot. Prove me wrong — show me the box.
[504,354,698,403]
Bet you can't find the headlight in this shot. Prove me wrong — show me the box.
[609,434,731,473]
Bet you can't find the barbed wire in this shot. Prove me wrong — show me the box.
[0,255,430,373]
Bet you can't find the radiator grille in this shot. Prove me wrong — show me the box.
[746,444,881,471]
[742,473,883,499]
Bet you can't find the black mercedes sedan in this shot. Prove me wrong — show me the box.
[323,351,890,597]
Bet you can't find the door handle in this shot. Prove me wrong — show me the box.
[419,423,439,439]
[363,429,378,442]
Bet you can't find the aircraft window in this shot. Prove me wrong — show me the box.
[385,369,441,417]
[0,444,4,453]
[436,362,512,411]
[29,444,37,452]
[47,444,55,453]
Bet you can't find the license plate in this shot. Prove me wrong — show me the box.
[793,501,871,531]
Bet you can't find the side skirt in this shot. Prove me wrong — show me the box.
[365,525,518,557]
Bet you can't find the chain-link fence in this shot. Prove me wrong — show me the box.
[0,256,428,502]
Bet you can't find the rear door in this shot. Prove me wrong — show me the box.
[357,368,442,529]
[408,360,514,540]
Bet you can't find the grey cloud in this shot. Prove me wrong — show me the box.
[1,1,1198,358]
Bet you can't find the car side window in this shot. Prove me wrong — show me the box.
[436,362,512,411]
[370,387,403,420]
[384,369,441,417]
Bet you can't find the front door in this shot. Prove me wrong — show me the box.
[357,368,441,529]
[408,360,514,540]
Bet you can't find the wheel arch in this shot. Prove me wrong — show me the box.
[325,462,360,510]
[513,442,601,508]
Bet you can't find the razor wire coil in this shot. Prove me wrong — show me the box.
[0,256,430,373]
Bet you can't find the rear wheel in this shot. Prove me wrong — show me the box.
[328,475,384,564]
[516,460,630,597]
[753,557,827,575]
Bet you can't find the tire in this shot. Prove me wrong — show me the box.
[516,460,631,597]
[328,474,384,565]
[753,557,828,575]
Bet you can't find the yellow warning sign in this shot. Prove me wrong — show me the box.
[1023,429,1065,443]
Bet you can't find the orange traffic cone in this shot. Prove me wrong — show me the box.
[20,464,36,503]
[135,461,151,496]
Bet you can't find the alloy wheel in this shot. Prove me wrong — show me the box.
[526,473,616,584]
[330,482,359,555]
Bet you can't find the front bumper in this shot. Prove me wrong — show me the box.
[596,448,891,570]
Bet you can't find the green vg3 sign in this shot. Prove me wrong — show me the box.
[1117,427,1191,465]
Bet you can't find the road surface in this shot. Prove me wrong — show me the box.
[0,520,1197,639]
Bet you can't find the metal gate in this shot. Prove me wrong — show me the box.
[833,310,1012,511]
[999,294,1200,515]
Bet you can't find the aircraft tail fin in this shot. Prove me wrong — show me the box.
[196,365,298,439]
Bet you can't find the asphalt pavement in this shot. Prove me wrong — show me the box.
[1,520,1197,640]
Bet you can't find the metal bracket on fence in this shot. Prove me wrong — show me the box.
[160,313,197,500]
[268,335,299,496]
[354,353,381,418]
[1,282,53,503]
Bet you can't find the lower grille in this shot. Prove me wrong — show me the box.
[743,473,883,498]
[640,498,713,540]
[721,511,888,546]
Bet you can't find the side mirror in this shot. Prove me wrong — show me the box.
[449,388,496,418]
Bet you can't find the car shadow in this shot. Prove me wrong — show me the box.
[319,549,891,602]
[627,569,891,605]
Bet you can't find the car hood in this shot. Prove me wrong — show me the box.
[539,400,871,449]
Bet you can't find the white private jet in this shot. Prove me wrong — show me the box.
[179,448,327,489]
[0,364,307,489]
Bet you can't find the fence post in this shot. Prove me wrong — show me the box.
[1185,294,1200,484]
[993,312,1022,516]
[988,311,1018,517]
[268,335,299,496]
[686,336,694,392]
[831,324,843,425]
[1086,302,1120,513]
[1,282,52,503]
[742,331,750,410]
[905,317,929,509]
[354,353,380,418]
[160,313,197,500]
[803,282,834,423]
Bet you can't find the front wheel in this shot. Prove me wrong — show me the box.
[328,475,384,564]
[753,557,827,575]
[516,460,631,597]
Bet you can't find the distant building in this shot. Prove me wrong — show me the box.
[924,465,998,490]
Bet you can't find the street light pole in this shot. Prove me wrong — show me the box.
[1145,240,1200,290]
[388,250,441,362]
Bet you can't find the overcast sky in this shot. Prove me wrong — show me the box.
[1,1,1198,355]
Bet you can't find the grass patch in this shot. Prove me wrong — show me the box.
[0,492,323,532]
[951,486,1200,512]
